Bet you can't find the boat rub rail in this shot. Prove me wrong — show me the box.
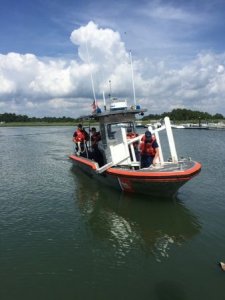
[107,162,201,178]
[70,155,201,179]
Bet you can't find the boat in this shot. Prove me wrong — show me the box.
[183,123,209,130]
[171,124,185,129]
[208,122,225,130]
[135,121,145,128]
[69,101,201,197]
[145,122,162,129]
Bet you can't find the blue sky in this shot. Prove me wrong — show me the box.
[0,0,225,117]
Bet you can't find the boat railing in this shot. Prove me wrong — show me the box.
[125,116,179,167]
[85,116,179,173]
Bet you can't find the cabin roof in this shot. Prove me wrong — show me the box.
[79,108,147,122]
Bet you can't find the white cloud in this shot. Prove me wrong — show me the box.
[144,5,199,23]
[48,98,76,108]
[0,22,225,117]
[70,21,127,64]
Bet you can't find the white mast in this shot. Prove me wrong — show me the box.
[103,91,106,111]
[108,80,112,99]
[129,50,136,107]
[85,41,97,106]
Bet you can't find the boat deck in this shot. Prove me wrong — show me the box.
[113,160,196,173]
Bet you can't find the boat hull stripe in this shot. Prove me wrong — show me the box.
[106,162,201,179]
[69,155,97,170]
[69,155,201,180]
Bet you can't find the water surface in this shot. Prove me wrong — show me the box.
[0,126,225,300]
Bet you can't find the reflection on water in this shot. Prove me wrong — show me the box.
[71,167,201,262]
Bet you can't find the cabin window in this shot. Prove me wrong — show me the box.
[100,123,107,149]
[106,122,135,140]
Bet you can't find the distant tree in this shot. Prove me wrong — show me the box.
[213,113,224,119]
[1,109,224,123]
[143,108,224,121]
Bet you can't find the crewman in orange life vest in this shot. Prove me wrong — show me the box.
[73,124,89,156]
[139,130,159,168]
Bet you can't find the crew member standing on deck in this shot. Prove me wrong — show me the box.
[139,131,159,168]
[90,127,104,166]
[73,124,89,156]
[90,127,101,148]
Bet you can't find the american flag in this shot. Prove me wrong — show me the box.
[92,100,97,111]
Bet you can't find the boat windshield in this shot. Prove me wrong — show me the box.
[106,122,134,140]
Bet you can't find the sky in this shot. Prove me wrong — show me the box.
[0,0,225,118]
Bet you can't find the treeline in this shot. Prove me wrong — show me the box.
[1,109,224,123]
[0,113,77,123]
[142,108,224,121]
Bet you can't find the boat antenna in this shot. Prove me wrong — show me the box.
[129,50,136,107]
[85,41,97,106]
[108,80,111,99]
[103,91,106,111]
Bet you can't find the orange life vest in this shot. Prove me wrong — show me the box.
[127,132,139,148]
[74,129,85,143]
[140,136,157,156]
[127,132,138,139]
